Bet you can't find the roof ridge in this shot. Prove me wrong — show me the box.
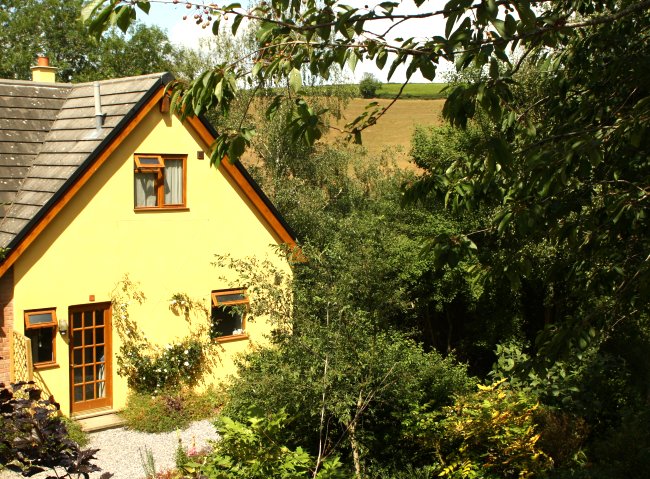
[0,72,173,88]
[72,72,174,87]
[0,78,72,88]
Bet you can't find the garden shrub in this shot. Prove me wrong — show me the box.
[121,386,224,433]
[112,278,220,394]
[533,409,588,471]
[406,381,554,479]
[371,465,437,479]
[118,338,207,393]
[58,415,90,448]
[587,405,650,479]
[193,411,347,478]
[223,323,473,474]
[358,73,381,98]
[0,381,110,478]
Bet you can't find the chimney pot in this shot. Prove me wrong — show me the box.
[31,56,57,83]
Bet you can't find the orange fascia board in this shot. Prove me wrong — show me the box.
[184,116,296,247]
[0,88,166,278]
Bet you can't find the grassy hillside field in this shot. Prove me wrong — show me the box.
[303,82,447,99]
[242,86,448,170]
[326,98,446,168]
[375,82,448,99]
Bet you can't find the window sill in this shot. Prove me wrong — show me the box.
[215,333,249,344]
[134,206,189,213]
[34,361,59,370]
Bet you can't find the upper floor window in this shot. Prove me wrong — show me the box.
[134,154,186,209]
[24,308,57,367]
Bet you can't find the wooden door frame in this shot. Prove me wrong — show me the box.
[69,302,112,414]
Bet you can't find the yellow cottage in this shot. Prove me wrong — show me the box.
[0,59,295,424]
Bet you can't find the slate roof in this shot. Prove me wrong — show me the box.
[0,82,68,216]
[0,73,171,249]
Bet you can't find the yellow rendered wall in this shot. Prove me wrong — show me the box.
[12,108,290,415]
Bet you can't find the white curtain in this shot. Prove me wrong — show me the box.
[164,159,183,204]
[134,172,156,207]
[98,353,105,398]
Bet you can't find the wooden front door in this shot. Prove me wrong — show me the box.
[69,303,112,414]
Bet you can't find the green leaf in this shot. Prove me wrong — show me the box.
[419,60,436,81]
[240,127,255,141]
[492,19,506,38]
[445,12,459,39]
[113,5,134,33]
[136,1,151,14]
[525,119,536,137]
[86,4,114,36]
[504,14,517,37]
[489,58,499,79]
[488,137,512,166]
[449,17,472,44]
[228,135,247,162]
[212,17,221,35]
[215,80,224,103]
[514,1,536,28]
[289,68,302,93]
[265,95,284,119]
[497,211,513,235]
[232,14,244,35]
[376,50,388,70]
[387,54,403,81]
[256,21,276,43]
[252,61,262,78]
[81,0,106,21]
[486,0,498,17]
[347,50,359,72]
[629,125,644,147]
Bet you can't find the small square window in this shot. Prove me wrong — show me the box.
[211,289,248,341]
[24,309,57,366]
[134,154,186,209]
[134,156,164,168]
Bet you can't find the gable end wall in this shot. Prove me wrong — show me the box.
[0,267,13,385]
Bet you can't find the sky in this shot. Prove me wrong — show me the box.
[139,0,451,83]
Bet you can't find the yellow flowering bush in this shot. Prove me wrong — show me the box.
[407,380,554,479]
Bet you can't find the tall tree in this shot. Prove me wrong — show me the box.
[77,22,177,82]
[0,0,176,82]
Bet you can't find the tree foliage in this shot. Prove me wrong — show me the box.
[84,0,650,161]
[416,9,650,339]
[358,73,381,99]
[0,0,176,82]
[402,7,650,420]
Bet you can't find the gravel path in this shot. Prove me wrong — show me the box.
[89,420,218,478]
[0,420,218,479]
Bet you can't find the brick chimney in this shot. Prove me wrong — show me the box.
[31,56,57,83]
